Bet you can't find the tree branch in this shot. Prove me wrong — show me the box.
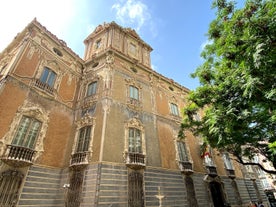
[235,155,276,175]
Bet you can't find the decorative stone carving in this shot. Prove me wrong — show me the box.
[93,24,104,34]
[76,114,95,129]
[148,73,154,86]
[33,58,63,97]
[125,78,143,111]
[105,53,114,66]
[72,115,95,157]
[0,100,49,164]
[27,42,40,59]
[125,116,143,130]
[79,75,100,106]
[123,117,146,166]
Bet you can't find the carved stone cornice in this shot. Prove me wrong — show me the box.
[76,114,95,129]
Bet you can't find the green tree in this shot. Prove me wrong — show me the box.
[180,0,276,173]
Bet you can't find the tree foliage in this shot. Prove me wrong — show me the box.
[180,0,276,173]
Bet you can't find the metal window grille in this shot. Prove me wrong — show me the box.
[128,171,144,207]
[0,170,24,206]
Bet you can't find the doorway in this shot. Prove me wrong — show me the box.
[209,181,225,207]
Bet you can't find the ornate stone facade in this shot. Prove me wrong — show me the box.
[0,19,270,207]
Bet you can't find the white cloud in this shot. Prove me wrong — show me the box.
[112,0,151,31]
[151,64,157,71]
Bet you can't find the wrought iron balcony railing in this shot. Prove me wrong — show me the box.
[70,152,89,168]
[226,169,236,178]
[125,152,146,169]
[1,144,36,167]
[179,161,193,174]
[34,79,54,94]
[206,166,218,177]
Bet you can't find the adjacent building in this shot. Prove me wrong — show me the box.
[0,19,269,207]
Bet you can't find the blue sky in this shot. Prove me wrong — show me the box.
[0,0,239,90]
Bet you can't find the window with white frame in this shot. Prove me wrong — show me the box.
[129,85,139,100]
[40,67,57,88]
[76,126,91,152]
[170,103,179,116]
[87,81,98,97]
[223,152,234,170]
[177,141,189,162]
[128,128,142,153]
[12,116,42,149]
[193,113,201,121]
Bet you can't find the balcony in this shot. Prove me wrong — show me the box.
[226,169,236,178]
[34,79,54,94]
[246,171,257,180]
[127,98,142,110]
[206,166,218,177]
[179,161,193,174]
[70,152,89,169]
[83,95,98,108]
[125,152,145,169]
[1,145,36,168]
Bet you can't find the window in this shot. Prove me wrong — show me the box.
[128,128,142,153]
[129,86,139,100]
[193,113,201,121]
[95,39,101,49]
[76,126,91,152]
[53,47,63,57]
[87,81,97,97]
[170,103,179,116]
[129,43,137,55]
[0,170,24,206]
[40,67,56,87]
[12,116,41,149]
[177,141,189,162]
[223,153,233,170]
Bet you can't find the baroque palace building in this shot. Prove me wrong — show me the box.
[0,19,270,207]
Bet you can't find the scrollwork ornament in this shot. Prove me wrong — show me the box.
[106,53,114,65]
[76,114,95,129]
[1,100,49,163]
